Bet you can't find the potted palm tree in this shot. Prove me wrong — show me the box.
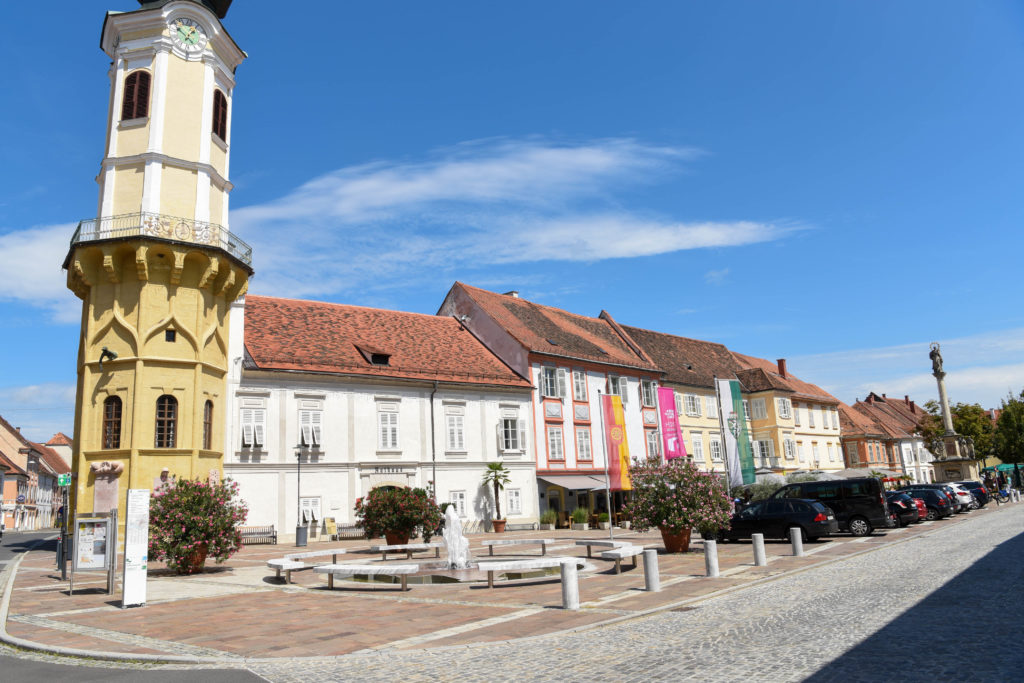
[481,462,511,533]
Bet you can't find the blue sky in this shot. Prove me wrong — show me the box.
[2,1,1024,441]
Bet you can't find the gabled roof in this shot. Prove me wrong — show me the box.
[244,296,531,388]
[619,326,743,389]
[838,402,885,437]
[735,367,795,394]
[854,393,923,439]
[0,449,26,476]
[448,283,659,371]
[46,433,72,447]
[731,352,839,405]
[29,442,71,475]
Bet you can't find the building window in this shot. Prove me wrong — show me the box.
[507,488,522,515]
[121,70,151,120]
[572,370,587,401]
[847,442,859,465]
[608,375,628,402]
[450,491,467,517]
[576,427,592,461]
[777,398,792,419]
[499,416,526,452]
[831,409,839,430]
[444,405,465,451]
[798,441,807,463]
[784,437,796,460]
[645,429,661,457]
[752,398,768,420]
[690,432,704,460]
[812,442,821,465]
[212,89,228,140]
[705,396,718,419]
[808,406,816,428]
[827,443,836,462]
[300,404,323,448]
[684,394,701,417]
[165,329,176,342]
[203,400,213,450]
[542,367,566,398]
[377,406,398,450]
[241,406,266,448]
[710,436,723,461]
[641,380,657,408]
[102,396,122,449]
[742,400,750,420]
[547,425,564,460]
[793,403,801,427]
[155,395,177,448]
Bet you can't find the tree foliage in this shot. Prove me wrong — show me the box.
[918,399,993,457]
[994,391,1024,465]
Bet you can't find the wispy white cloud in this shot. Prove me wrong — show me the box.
[704,268,730,285]
[231,138,791,299]
[0,223,79,323]
[0,383,76,442]
[789,328,1024,408]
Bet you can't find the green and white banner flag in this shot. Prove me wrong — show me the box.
[716,379,756,488]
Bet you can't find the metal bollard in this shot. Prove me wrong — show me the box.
[704,539,720,578]
[642,549,660,592]
[752,533,767,566]
[790,527,805,557]
[560,560,580,610]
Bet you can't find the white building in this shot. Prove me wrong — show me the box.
[224,295,536,540]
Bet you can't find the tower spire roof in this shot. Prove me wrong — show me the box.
[136,0,232,19]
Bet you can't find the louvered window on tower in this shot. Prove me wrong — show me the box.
[121,70,151,120]
[212,89,228,140]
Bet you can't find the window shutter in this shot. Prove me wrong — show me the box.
[311,411,322,446]
[674,392,682,414]
[517,418,526,452]
[242,424,253,447]
[619,378,628,403]
[122,72,137,120]
[136,72,150,118]
[496,422,504,451]
[557,369,568,399]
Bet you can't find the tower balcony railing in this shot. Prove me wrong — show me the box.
[70,212,252,266]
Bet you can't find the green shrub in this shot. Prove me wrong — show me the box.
[625,457,732,535]
[540,509,558,525]
[354,486,442,540]
[597,512,609,523]
[571,507,590,524]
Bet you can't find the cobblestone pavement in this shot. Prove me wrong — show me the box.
[243,505,1024,682]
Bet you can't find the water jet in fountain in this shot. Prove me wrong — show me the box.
[442,505,472,569]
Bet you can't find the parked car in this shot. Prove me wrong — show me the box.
[909,495,928,521]
[955,480,989,508]
[900,483,968,513]
[720,498,839,543]
[902,488,954,520]
[946,483,977,511]
[885,491,920,527]
[771,477,891,536]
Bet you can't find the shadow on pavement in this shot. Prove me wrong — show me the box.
[806,529,1024,681]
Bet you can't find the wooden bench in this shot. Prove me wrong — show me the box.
[369,542,443,561]
[315,563,419,591]
[267,559,306,583]
[481,538,557,556]
[476,557,584,588]
[238,525,277,545]
[575,539,632,558]
[601,546,645,574]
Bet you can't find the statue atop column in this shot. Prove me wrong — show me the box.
[929,343,944,377]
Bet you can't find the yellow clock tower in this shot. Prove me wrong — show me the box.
[63,0,251,531]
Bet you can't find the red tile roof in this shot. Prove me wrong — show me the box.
[620,326,743,388]
[244,296,531,388]
[853,393,924,439]
[735,367,795,394]
[46,432,72,447]
[731,352,839,404]
[838,402,885,437]
[449,283,659,371]
[0,448,26,476]
[29,441,70,475]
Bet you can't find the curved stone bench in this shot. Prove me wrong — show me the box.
[267,559,306,583]
[600,546,645,574]
[575,539,632,558]
[315,563,419,591]
[368,542,443,561]
[481,538,557,556]
[476,557,584,588]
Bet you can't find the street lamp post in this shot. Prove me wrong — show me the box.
[295,447,307,547]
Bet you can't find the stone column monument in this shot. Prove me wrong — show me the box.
[929,343,979,481]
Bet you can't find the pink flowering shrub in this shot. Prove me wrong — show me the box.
[354,486,442,540]
[149,477,248,574]
[623,457,732,535]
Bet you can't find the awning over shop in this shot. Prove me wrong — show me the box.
[538,474,609,491]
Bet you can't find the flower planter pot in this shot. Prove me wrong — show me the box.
[492,519,507,533]
[538,523,555,531]
[620,521,631,530]
[659,525,692,553]
[384,530,411,546]
[571,523,589,531]
[598,522,610,530]
[180,542,208,575]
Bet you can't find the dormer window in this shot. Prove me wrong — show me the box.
[121,70,151,121]
[212,89,228,140]
[356,345,390,366]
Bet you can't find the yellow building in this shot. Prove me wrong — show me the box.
[63,0,251,536]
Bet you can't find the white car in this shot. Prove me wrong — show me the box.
[946,483,976,511]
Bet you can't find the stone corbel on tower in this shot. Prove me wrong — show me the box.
[170,251,187,284]
[198,256,220,289]
[135,246,149,281]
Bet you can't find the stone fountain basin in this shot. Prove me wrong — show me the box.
[336,558,593,586]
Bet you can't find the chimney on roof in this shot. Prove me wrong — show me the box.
[777,358,787,378]
[866,395,874,404]
[904,395,910,406]
[503,290,519,298]
[910,401,916,413]
[882,393,887,399]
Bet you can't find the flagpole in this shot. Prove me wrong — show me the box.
[597,390,614,541]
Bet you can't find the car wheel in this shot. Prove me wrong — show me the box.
[848,516,872,537]
[924,508,937,521]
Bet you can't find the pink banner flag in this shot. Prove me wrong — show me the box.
[658,387,686,460]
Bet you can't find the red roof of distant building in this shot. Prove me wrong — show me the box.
[620,326,743,388]
[244,296,531,388]
[838,402,886,437]
[28,441,71,475]
[731,352,839,404]
[449,283,659,371]
[46,432,72,447]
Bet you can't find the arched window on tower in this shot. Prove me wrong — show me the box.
[121,71,151,121]
[203,400,214,450]
[103,396,122,449]
[155,395,178,448]
[212,89,228,141]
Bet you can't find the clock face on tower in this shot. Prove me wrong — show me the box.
[170,17,207,53]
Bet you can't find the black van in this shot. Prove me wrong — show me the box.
[769,477,891,536]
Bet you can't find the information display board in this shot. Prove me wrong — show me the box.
[121,489,150,608]
[74,517,110,571]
